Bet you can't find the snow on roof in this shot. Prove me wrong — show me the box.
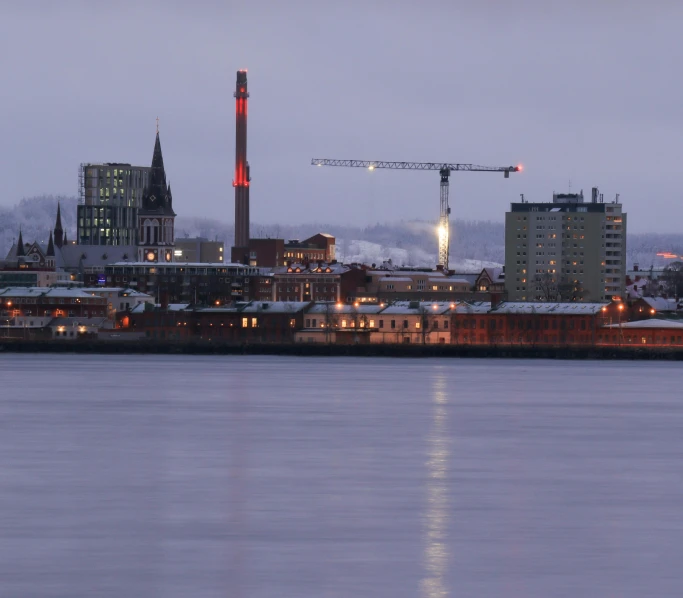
[107,261,248,268]
[378,301,456,315]
[379,277,413,283]
[49,316,107,327]
[453,302,492,314]
[604,319,683,329]
[491,302,608,315]
[305,303,384,315]
[80,287,153,298]
[275,263,349,275]
[0,287,103,299]
[447,278,473,284]
[239,301,310,313]
[130,303,190,313]
[639,297,679,311]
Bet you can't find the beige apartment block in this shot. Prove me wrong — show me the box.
[504,188,626,302]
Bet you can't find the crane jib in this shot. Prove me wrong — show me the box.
[311,159,519,173]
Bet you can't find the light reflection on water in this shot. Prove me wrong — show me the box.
[421,371,450,598]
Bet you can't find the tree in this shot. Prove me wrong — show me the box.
[532,272,560,302]
[661,261,683,299]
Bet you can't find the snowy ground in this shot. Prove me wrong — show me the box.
[336,238,501,270]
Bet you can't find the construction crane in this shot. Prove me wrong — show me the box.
[311,159,522,271]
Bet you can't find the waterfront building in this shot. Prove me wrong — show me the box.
[504,188,627,302]
[450,302,608,346]
[0,287,108,319]
[272,262,366,303]
[128,300,309,343]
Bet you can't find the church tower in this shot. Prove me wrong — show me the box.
[54,202,64,249]
[137,125,176,262]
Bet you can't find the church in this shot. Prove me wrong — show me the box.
[136,129,176,262]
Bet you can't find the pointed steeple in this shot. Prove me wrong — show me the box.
[47,231,55,256]
[63,229,68,245]
[140,126,174,216]
[150,130,167,190]
[54,201,64,248]
[16,229,25,257]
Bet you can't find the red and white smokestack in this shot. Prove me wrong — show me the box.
[233,69,250,249]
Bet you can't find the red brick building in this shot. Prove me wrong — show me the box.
[451,302,608,346]
[128,301,309,343]
[273,262,366,303]
[232,233,336,267]
[0,287,107,319]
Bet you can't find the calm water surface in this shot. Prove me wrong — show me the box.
[1,354,682,597]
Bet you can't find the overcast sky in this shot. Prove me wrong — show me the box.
[1,0,681,232]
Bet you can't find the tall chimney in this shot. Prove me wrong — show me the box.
[233,69,250,250]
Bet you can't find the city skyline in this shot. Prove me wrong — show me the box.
[1,1,682,232]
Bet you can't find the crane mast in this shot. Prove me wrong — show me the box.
[439,168,450,271]
[312,159,521,271]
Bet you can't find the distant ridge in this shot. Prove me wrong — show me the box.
[0,196,679,270]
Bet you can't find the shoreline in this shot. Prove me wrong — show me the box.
[1,340,682,360]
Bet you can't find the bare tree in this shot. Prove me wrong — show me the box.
[532,272,559,302]
[662,261,683,299]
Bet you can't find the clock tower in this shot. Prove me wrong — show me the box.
[137,126,176,263]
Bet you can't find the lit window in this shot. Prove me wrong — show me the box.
[251,318,257,328]
[341,319,347,328]
[242,318,248,328]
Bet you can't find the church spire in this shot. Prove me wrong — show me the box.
[151,130,166,182]
[47,230,55,256]
[54,201,64,248]
[141,125,173,214]
[16,229,25,256]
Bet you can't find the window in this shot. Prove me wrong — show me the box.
[403,320,408,329]
[379,320,384,329]
[341,319,347,328]
[391,320,396,329]
[369,319,375,328]
[415,321,421,329]
[242,317,248,328]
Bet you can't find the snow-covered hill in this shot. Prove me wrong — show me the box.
[1,195,680,271]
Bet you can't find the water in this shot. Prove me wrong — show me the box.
[1,354,682,597]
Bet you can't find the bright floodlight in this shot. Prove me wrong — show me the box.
[368,165,375,171]
[516,164,524,172]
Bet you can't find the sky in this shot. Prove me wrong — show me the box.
[1,0,682,233]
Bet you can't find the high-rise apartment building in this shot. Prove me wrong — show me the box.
[504,188,626,302]
[77,163,151,245]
